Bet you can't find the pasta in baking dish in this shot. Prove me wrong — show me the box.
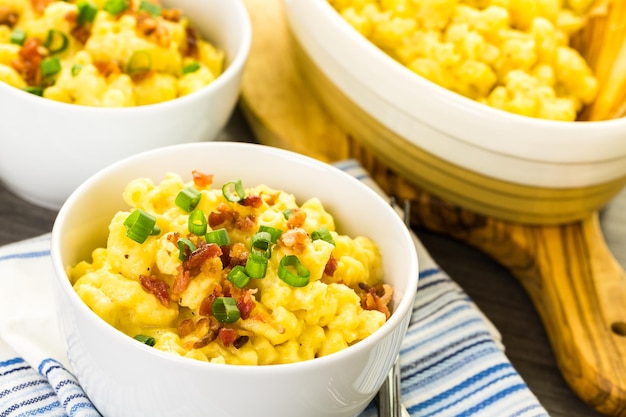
[68,170,393,365]
[0,0,224,106]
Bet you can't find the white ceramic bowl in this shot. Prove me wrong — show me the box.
[0,0,251,210]
[50,142,419,417]
[282,0,626,224]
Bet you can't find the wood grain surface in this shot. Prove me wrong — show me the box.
[239,0,626,415]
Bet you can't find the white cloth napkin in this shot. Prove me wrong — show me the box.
[0,160,548,417]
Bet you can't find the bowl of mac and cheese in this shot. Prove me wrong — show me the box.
[50,142,419,417]
[282,0,626,225]
[0,0,250,209]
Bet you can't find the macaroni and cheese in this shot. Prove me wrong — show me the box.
[68,171,392,365]
[329,0,597,121]
[0,0,224,106]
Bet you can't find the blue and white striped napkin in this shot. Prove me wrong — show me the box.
[0,160,548,417]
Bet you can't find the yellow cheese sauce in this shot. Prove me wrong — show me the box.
[0,0,224,106]
[68,171,393,365]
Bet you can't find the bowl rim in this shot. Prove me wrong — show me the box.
[284,0,626,163]
[50,141,419,374]
[0,0,252,113]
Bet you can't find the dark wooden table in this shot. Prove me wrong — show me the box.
[1,107,623,417]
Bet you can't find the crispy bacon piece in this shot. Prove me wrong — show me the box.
[93,60,123,77]
[358,283,393,319]
[324,254,338,277]
[218,328,238,346]
[192,170,213,188]
[171,266,190,301]
[11,38,45,86]
[30,0,54,14]
[136,13,157,35]
[139,274,170,307]
[182,241,222,270]
[278,228,308,254]
[185,27,198,57]
[233,335,249,349]
[70,24,91,44]
[237,289,256,320]
[208,202,235,228]
[234,215,256,232]
[0,6,18,27]
[161,7,181,22]
[225,242,248,268]
[199,287,220,316]
[286,208,306,229]
[240,195,262,208]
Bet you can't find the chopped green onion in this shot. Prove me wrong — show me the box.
[282,209,292,220]
[133,334,156,346]
[177,237,197,261]
[43,29,69,54]
[123,209,159,243]
[227,265,250,288]
[126,50,152,75]
[212,297,240,323]
[175,186,201,212]
[245,253,268,279]
[22,86,44,96]
[40,56,61,78]
[258,225,282,243]
[71,64,83,76]
[77,1,98,25]
[222,180,245,203]
[182,61,200,75]
[250,231,272,258]
[278,255,310,287]
[188,209,207,236]
[205,228,230,246]
[139,0,162,17]
[311,227,335,246]
[104,0,128,14]
[10,29,26,46]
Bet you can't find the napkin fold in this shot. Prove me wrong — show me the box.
[0,160,548,417]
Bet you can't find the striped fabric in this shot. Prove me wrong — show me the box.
[0,160,548,417]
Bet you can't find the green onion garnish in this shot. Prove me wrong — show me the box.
[177,237,197,261]
[212,297,240,323]
[123,209,159,243]
[205,228,230,246]
[245,253,268,279]
[281,209,292,220]
[71,64,83,76]
[227,265,250,288]
[188,209,207,236]
[222,180,245,203]
[250,231,272,258]
[278,255,310,287]
[138,0,162,17]
[133,334,156,346]
[43,29,68,54]
[258,225,282,243]
[10,29,26,46]
[175,186,201,212]
[77,1,98,25]
[126,50,152,75]
[22,86,44,96]
[311,227,335,246]
[182,61,200,75]
[40,56,61,78]
[104,0,128,14]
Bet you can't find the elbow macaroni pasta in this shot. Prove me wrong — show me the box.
[329,0,597,121]
[0,0,224,106]
[68,171,391,365]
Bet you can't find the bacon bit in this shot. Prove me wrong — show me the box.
[185,27,198,57]
[208,211,227,228]
[237,289,256,320]
[70,24,91,44]
[166,231,180,245]
[233,335,249,349]
[358,283,393,320]
[139,274,170,307]
[30,0,54,14]
[278,228,308,254]
[208,202,236,228]
[324,254,338,277]
[225,242,248,268]
[199,287,221,316]
[182,242,222,271]
[161,7,182,21]
[171,266,190,301]
[153,20,171,48]
[0,6,18,27]
[286,208,306,229]
[93,60,123,78]
[234,215,256,232]
[218,327,238,346]
[263,192,280,206]
[192,170,213,188]
[11,38,45,86]
[177,318,195,337]
[240,195,262,208]
[136,13,158,35]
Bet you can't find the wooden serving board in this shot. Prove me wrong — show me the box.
[239,1,626,415]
